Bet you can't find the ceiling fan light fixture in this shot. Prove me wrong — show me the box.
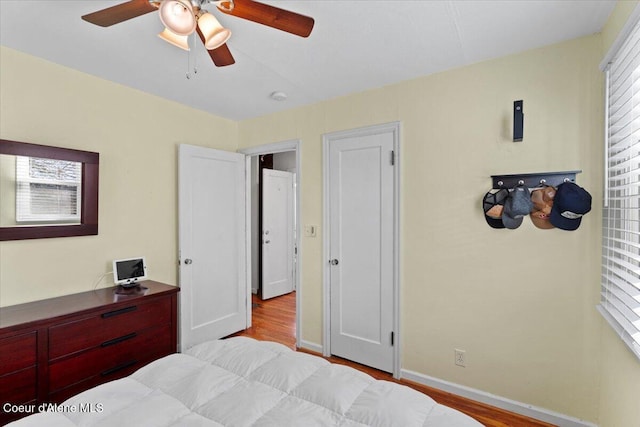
[198,12,231,50]
[158,28,190,51]
[159,0,197,36]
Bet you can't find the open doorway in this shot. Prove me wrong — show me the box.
[252,153,297,300]
[239,140,301,348]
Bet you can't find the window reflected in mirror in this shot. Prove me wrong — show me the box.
[0,140,99,241]
[1,155,83,226]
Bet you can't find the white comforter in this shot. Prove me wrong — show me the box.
[9,337,482,426]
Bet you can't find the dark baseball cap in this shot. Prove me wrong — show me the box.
[483,189,509,229]
[549,182,592,231]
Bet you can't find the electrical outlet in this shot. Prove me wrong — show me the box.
[454,349,466,367]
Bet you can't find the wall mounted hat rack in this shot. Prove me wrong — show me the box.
[491,170,582,190]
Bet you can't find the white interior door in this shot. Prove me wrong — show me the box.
[178,144,248,350]
[326,124,397,373]
[262,169,294,299]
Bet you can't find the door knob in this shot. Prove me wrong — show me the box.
[184,258,193,265]
[264,240,271,244]
[329,259,339,265]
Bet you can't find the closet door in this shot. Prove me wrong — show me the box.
[325,123,398,374]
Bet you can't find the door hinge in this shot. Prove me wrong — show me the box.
[391,331,394,346]
[390,150,395,166]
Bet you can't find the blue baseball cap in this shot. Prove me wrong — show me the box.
[549,182,592,231]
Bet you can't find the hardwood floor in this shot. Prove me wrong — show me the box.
[232,292,555,427]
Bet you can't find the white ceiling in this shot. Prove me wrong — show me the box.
[0,0,615,121]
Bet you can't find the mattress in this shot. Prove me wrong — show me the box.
[9,337,482,426]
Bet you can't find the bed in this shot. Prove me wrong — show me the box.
[8,337,482,426]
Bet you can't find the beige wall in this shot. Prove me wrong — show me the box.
[0,46,238,305]
[238,36,605,422]
[3,5,640,424]
[597,2,640,427]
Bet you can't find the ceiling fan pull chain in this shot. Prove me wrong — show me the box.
[186,49,191,80]
[186,33,197,80]
[192,32,198,76]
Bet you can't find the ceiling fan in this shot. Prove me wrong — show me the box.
[81,0,315,67]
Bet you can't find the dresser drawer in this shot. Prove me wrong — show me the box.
[49,323,171,393]
[0,366,37,404]
[0,332,36,375]
[47,348,165,404]
[49,297,171,359]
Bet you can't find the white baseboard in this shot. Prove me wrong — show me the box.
[401,369,598,427]
[299,340,323,354]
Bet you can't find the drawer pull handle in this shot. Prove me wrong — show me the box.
[101,306,137,319]
[101,332,137,348]
[101,360,137,376]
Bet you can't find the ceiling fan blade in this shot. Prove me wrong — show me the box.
[81,0,158,27]
[206,44,236,67]
[218,0,314,38]
[196,27,236,67]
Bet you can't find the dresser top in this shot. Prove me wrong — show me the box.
[0,281,179,330]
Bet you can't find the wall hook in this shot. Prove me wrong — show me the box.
[491,170,582,190]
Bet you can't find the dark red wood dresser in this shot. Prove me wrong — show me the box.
[0,281,178,424]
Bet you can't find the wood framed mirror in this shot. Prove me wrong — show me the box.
[0,139,99,241]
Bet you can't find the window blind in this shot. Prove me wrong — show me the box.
[15,156,82,224]
[600,18,640,361]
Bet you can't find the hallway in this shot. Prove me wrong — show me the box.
[232,291,296,349]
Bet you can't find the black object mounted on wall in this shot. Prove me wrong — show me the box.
[513,100,524,142]
[490,170,582,189]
